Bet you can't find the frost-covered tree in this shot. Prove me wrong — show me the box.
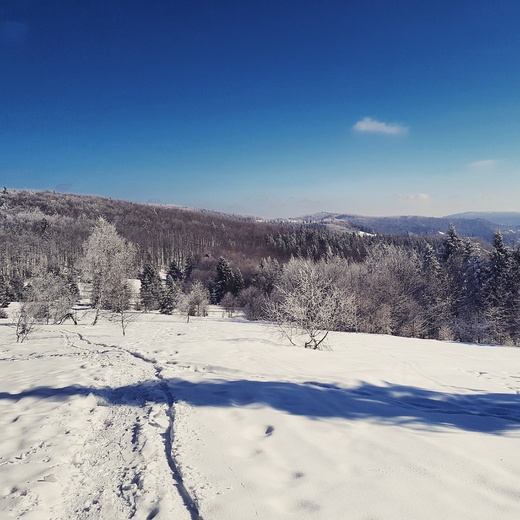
[14,306,37,343]
[12,269,78,341]
[354,244,425,338]
[80,218,137,325]
[267,257,356,350]
[178,280,209,322]
[23,269,78,325]
[440,227,488,342]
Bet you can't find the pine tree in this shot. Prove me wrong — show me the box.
[440,227,488,342]
[484,230,514,342]
[442,224,463,261]
[213,257,234,303]
[166,259,183,283]
[139,262,163,312]
[160,275,180,315]
[508,247,520,343]
[232,268,244,295]
[421,243,450,338]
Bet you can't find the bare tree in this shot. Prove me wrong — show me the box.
[178,281,209,323]
[267,257,356,350]
[238,286,268,321]
[220,291,237,317]
[14,305,38,343]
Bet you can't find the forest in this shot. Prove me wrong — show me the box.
[1,189,520,347]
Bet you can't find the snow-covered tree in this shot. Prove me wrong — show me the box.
[80,218,137,325]
[252,257,283,296]
[439,227,488,342]
[483,230,516,343]
[267,257,356,350]
[160,275,181,315]
[23,270,78,325]
[178,281,209,322]
[212,257,234,303]
[442,223,464,262]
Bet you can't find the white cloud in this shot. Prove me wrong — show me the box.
[467,159,499,170]
[394,193,430,201]
[352,117,408,135]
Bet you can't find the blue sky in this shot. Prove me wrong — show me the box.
[2,1,520,218]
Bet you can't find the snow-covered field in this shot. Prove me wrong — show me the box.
[1,307,520,519]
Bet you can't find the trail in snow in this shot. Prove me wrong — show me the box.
[74,333,204,520]
[1,321,193,520]
[2,310,520,520]
[70,330,203,520]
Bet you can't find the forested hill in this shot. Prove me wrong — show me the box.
[0,189,376,281]
[2,190,509,283]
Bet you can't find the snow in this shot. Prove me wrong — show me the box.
[1,307,520,519]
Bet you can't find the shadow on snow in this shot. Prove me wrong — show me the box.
[1,378,519,434]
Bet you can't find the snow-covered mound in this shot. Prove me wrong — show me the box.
[1,309,520,519]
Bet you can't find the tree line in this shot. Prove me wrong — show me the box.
[2,190,520,347]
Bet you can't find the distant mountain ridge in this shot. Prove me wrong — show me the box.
[292,211,520,244]
[445,211,520,227]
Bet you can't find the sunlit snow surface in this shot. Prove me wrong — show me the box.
[1,306,520,519]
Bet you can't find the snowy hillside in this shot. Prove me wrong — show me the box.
[1,308,520,519]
